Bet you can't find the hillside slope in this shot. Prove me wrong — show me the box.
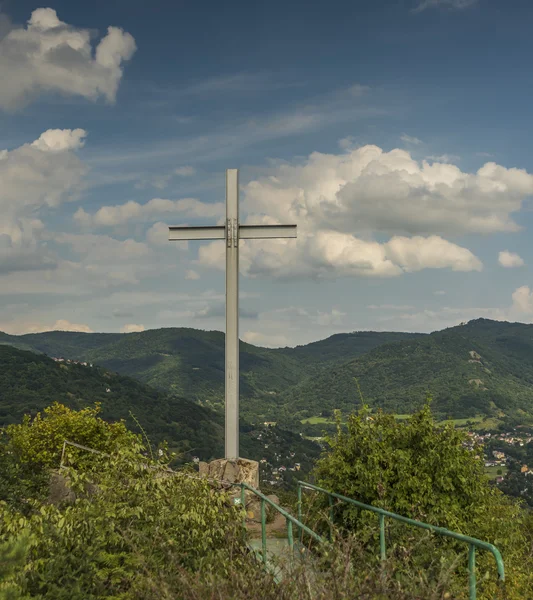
[2,328,310,411]
[5,320,533,424]
[278,320,533,420]
[0,344,225,459]
[0,345,321,472]
[0,328,426,416]
[279,331,425,363]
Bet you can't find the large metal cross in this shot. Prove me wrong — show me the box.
[168,169,297,460]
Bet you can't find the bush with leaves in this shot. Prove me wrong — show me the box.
[0,533,29,600]
[0,443,247,599]
[0,403,143,514]
[310,399,533,598]
[5,402,140,470]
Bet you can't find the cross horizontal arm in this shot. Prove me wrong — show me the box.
[239,224,297,240]
[169,225,225,241]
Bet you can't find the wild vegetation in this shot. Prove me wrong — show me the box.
[305,401,533,598]
[0,401,532,598]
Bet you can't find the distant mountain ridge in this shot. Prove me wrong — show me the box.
[3,319,533,424]
[0,344,321,472]
[0,327,420,415]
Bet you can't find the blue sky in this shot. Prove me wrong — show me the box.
[1,0,533,346]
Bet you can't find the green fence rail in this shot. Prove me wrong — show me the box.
[234,482,324,567]
[297,481,505,600]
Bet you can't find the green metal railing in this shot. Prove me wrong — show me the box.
[297,481,505,600]
[58,441,506,598]
[235,482,323,567]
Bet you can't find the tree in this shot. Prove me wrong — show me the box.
[312,400,533,598]
[5,402,140,470]
[0,403,143,514]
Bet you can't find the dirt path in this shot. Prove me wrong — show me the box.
[246,511,287,538]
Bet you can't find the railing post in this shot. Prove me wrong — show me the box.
[297,482,303,543]
[287,518,294,552]
[60,440,67,470]
[240,483,246,534]
[328,494,334,541]
[468,544,476,600]
[379,514,386,561]
[261,498,267,565]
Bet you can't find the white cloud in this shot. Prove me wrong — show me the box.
[191,145,533,280]
[413,0,478,12]
[120,323,145,333]
[185,269,200,280]
[0,128,87,274]
[385,235,482,272]
[241,331,291,348]
[434,290,446,296]
[401,134,423,145]
[511,286,533,315]
[198,230,481,280]
[146,222,176,247]
[31,128,87,152]
[75,197,224,227]
[23,319,93,334]
[0,8,136,110]
[244,146,533,237]
[498,250,524,268]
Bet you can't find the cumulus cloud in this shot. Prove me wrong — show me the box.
[0,128,87,274]
[75,197,224,227]
[511,286,533,314]
[192,145,533,279]
[0,8,136,110]
[146,222,174,247]
[21,319,94,334]
[241,331,291,348]
[244,146,533,237]
[198,229,481,280]
[185,269,200,280]
[498,250,524,268]
[120,323,145,333]
[31,128,87,152]
[385,235,482,272]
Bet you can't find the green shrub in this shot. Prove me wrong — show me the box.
[311,400,533,598]
[6,402,140,470]
[0,449,246,599]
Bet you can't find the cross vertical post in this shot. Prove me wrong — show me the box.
[225,169,239,460]
[168,169,297,461]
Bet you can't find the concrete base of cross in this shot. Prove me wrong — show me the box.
[198,457,262,521]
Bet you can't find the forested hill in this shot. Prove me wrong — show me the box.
[4,319,533,424]
[0,345,321,471]
[278,319,533,422]
[0,344,224,459]
[0,327,422,414]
